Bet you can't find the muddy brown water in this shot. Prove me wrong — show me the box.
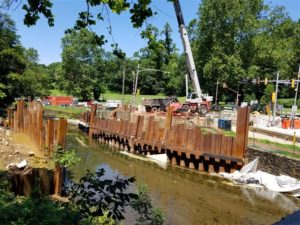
[67,130,300,225]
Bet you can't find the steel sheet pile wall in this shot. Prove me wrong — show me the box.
[7,100,68,196]
[7,100,67,153]
[80,111,91,124]
[88,106,250,172]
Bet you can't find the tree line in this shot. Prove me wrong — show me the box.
[0,11,50,106]
[1,0,300,106]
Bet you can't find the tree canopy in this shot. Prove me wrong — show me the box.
[193,0,300,102]
[2,0,300,105]
[0,9,50,106]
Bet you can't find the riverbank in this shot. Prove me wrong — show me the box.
[246,147,300,179]
[0,126,49,170]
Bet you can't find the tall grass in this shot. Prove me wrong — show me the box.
[49,90,186,105]
[44,105,87,119]
[102,93,186,105]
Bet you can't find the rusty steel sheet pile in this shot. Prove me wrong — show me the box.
[7,100,67,152]
[86,105,250,173]
[7,100,68,196]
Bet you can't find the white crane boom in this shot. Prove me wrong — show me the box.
[173,0,202,99]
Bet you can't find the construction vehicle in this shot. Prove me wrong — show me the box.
[173,0,213,115]
[143,96,179,112]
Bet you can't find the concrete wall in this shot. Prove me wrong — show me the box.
[246,147,300,179]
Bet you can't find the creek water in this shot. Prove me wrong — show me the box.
[67,129,300,225]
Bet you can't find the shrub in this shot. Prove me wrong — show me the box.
[0,171,80,225]
[277,98,294,108]
[64,168,137,222]
[52,146,81,168]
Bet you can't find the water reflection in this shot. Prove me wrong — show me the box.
[241,187,299,211]
[67,130,300,225]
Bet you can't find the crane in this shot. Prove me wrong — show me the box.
[172,0,212,115]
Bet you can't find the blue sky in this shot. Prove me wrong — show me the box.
[6,0,300,65]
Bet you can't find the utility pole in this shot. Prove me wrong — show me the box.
[131,64,170,106]
[291,65,300,128]
[122,67,125,104]
[273,71,279,125]
[293,65,300,106]
[132,71,135,99]
[215,80,219,105]
[132,64,140,106]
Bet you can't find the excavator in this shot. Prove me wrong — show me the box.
[172,0,213,115]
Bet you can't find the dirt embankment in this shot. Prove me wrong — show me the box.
[0,126,50,170]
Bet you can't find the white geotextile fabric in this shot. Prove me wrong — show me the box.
[220,158,300,197]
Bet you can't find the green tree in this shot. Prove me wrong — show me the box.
[260,83,274,105]
[162,53,186,96]
[135,25,165,94]
[135,23,184,95]
[195,0,264,96]
[61,29,106,100]
[161,22,176,64]
[46,62,63,90]
[0,11,51,105]
[65,168,137,222]
[0,12,26,103]
[8,48,50,99]
[192,0,300,102]
[105,56,137,94]
[252,6,299,78]
[245,6,300,101]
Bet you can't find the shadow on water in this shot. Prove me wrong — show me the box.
[66,129,300,225]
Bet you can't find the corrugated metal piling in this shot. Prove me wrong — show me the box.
[85,105,250,173]
[7,100,68,196]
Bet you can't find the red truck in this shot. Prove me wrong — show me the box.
[47,96,74,106]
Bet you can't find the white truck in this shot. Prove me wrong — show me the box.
[105,100,121,109]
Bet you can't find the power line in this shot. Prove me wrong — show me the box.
[152,4,174,18]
